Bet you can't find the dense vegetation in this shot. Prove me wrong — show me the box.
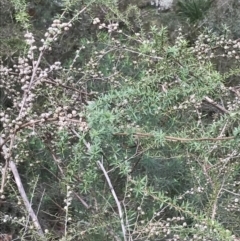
[0,0,240,240]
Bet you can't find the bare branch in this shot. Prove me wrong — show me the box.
[9,160,44,236]
[97,160,127,241]
[204,96,229,114]
[1,134,44,236]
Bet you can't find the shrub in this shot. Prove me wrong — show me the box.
[0,1,240,240]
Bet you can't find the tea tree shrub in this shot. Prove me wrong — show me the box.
[0,1,240,240]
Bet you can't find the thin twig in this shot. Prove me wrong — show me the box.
[45,78,93,96]
[122,47,163,60]
[74,192,90,209]
[36,189,45,216]
[0,117,84,149]
[115,132,234,142]
[222,188,240,197]
[23,175,40,236]
[97,160,127,241]
[211,179,225,220]
[45,140,90,210]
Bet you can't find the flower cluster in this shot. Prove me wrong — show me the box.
[191,33,240,60]
[39,19,72,52]
[93,17,119,33]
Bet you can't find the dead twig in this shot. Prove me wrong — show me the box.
[0,137,44,237]
[9,161,44,236]
[204,96,229,114]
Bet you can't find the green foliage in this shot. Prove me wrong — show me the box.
[10,0,30,28]
[0,37,27,58]
[177,0,213,23]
